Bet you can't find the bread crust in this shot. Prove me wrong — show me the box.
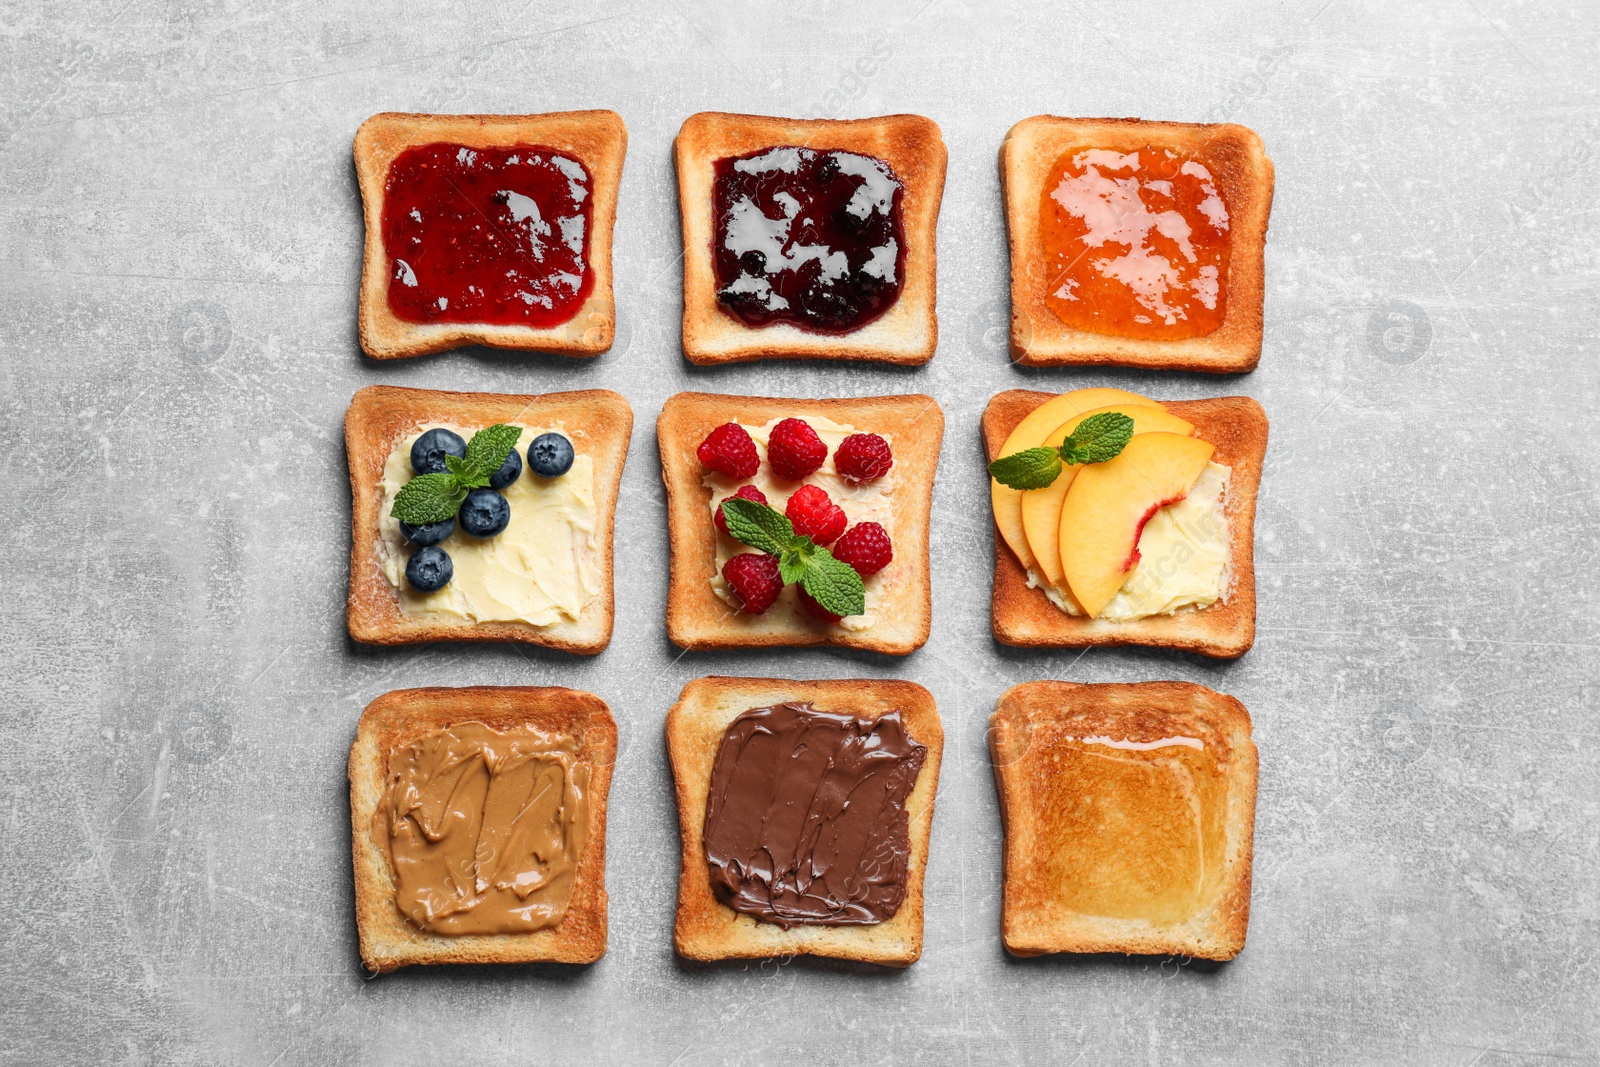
[983,390,1266,658]
[345,384,633,652]
[666,676,943,967]
[657,391,943,654]
[1001,116,1274,372]
[354,110,627,360]
[349,686,616,971]
[674,111,947,365]
[991,681,1257,960]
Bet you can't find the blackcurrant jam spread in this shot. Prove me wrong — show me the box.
[381,143,594,328]
[711,146,906,334]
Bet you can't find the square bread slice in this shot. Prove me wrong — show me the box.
[657,391,943,654]
[354,110,627,360]
[1001,116,1274,371]
[349,686,616,971]
[675,111,947,365]
[983,390,1267,658]
[667,676,943,967]
[345,384,633,652]
[991,680,1257,960]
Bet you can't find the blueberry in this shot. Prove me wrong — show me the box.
[458,488,510,537]
[739,249,767,276]
[406,546,452,591]
[400,517,455,546]
[488,445,522,489]
[410,428,466,475]
[815,154,840,183]
[528,432,574,478]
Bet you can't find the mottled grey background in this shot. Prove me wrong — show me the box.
[3,0,1597,1063]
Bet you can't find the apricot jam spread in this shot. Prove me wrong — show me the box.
[1039,148,1230,339]
[711,146,905,333]
[381,144,593,328]
[1035,733,1227,924]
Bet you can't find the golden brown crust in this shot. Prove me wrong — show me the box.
[983,390,1266,658]
[991,681,1257,960]
[349,686,617,971]
[657,391,943,654]
[666,676,943,967]
[674,112,946,365]
[1001,116,1273,371]
[345,384,632,652]
[354,110,627,360]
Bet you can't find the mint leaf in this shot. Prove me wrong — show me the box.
[444,453,488,489]
[988,447,1063,490]
[777,538,814,585]
[800,549,866,617]
[1060,411,1135,466]
[722,498,795,556]
[391,472,467,525]
[464,424,521,481]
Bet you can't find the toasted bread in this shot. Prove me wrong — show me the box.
[1001,116,1273,371]
[991,680,1257,960]
[983,390,1266,658]
[657,392,943,654]
[674,111,946,365]
[354,110,627,360]
[345,384,632,652]
[666,676,943,967]
[349,686,616,971]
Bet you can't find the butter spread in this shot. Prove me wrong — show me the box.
[702,702,926,928]
[1029,462,1232,622]
[1035,731,1228,924]
[703,416,895,631]
[374,721,590,935]
[378,425,599,626]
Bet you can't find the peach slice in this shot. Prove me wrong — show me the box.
[1059,432,1216,617]
[991,388,1162,570]
[1020,405,1194,590]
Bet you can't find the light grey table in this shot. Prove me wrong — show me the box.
[4,1,1597,1063]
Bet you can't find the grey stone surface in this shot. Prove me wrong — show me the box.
[2,1,1597,1063]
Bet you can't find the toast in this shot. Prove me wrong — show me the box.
[349,686,616,971]
[991,681,1257,960]
[657,392,943,654]
[983,390,1266,658]
[667,676,943,967]
[345,384,632,652]
[1001,116,1273,371]
[674,111,947,365]
[354,110,627,360]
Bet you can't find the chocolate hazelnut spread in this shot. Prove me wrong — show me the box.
[374,721,590,935]
[702,702,926,928]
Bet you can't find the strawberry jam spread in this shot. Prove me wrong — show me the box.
[381,143,593,328]
[711,146,905,333]
[1039,147,1230,339]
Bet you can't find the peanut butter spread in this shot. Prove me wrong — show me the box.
[374,721,590,935]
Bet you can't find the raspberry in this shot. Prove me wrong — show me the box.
[766,418,827,481]
[722,552,783,614]
[834,432,893,483]
[833,521,893,576]
[697,423,759,479]
[714,484,769,534]
[797,586,842,623]
[784,484,847,545]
